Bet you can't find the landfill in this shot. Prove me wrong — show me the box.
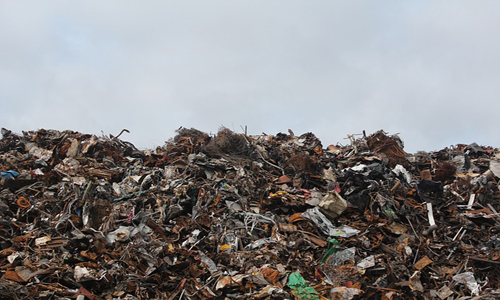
[0,127,499,299]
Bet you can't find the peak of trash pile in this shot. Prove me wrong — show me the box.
[1,127,499,299]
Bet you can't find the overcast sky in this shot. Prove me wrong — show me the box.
[1,1,499,153]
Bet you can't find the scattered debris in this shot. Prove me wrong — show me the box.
[0,127,499,299]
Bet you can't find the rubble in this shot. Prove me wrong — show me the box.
[0,127,499,299]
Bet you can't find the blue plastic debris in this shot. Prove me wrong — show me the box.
[1,170,20,179]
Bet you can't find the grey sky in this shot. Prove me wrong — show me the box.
[1,1,499,152]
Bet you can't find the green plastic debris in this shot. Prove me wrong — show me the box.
[320,238,340,263]
[382,204,396,217]
[287,271,320,300]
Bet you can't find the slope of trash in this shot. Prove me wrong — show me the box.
[0,127,499,299]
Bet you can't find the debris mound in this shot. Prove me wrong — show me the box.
[202,127,255,159]
[1,127,499,299]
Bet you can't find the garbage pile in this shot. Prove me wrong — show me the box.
[1,127,499,299]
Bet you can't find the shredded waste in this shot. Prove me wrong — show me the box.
[0,127,499,299]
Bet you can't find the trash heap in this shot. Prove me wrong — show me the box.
[0,127,499,299]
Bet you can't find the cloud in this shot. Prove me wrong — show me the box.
[1,1,499,152]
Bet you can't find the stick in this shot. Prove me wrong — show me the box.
[426,203,436,226]
[453,227,464,241]
[467,194,475,210]
[422,203,438,236]
[451,190,465,202]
